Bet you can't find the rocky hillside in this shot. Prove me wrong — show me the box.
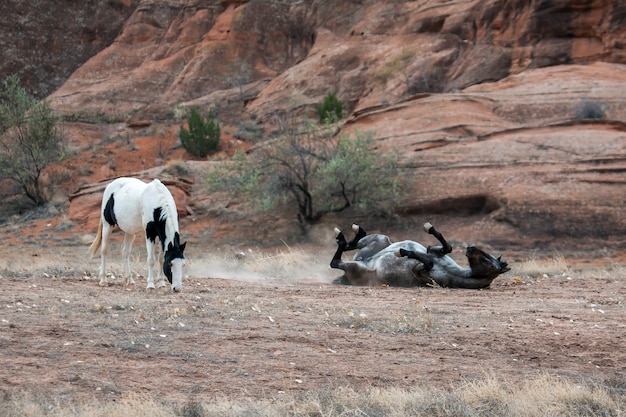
[0,0,139,98]
[3,0,625,251]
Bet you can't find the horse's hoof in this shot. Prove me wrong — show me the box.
[334,227,341,236]
[423,222,433,233]
[146,285,156,290]
[395,248,409,257]
[351,224,360,233]
[98,280,108,287]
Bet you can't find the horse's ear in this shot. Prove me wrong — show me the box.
[168,242,173,251]
[181,241,187,252]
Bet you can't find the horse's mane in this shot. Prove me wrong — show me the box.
[152,180,179,244]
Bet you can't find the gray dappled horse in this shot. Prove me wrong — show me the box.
[331,222,510,289]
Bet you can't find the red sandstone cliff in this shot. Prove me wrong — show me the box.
[2,0,625,249]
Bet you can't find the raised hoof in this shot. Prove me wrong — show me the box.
[395,248,410,258]
[334,227,342,237]
[351,224,360,233]
[335,230,346,245]
[423,222,433,233]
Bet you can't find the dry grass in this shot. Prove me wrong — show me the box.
[1,243,624,416]
[513,252,626,280]
[1,374,623,416]
[514,253,572,278]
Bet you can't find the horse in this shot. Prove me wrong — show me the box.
[330,222,510,289]
[89,177,187,292]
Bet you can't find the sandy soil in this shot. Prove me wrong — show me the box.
[0,234,624,404]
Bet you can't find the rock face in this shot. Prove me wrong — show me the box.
[4,0,626,248]
[344,62,626,245]
[0,0,139,98]
[46,0,626,117]
[49,0,316,116]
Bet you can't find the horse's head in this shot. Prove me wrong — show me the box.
[465,246,510,279]
[163,232,187,292]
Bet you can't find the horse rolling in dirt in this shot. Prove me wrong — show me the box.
[89,177,187,292]
[331,222,510,289]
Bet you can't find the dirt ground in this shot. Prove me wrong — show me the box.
[0,230,624,405]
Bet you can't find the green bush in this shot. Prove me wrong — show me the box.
[316,92,343,124]
[206,119,404,228]
[574,99,605,120]
[179,107,220,157]
[0,74,64,205]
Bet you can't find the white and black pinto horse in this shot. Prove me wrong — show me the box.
[89,177,187,292]
[331,222,510,289]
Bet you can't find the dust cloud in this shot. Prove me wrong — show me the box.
[186,246,338,285]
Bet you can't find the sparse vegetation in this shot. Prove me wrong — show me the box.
[515,253,572,278]
[205,117,404,228]
[0,374,622,416]
[574,99,606,120]
[179,107,221,157]
[316,92,343,124]
[235,118,264,142]
[165,159,191,177]
[0,74,65,205]
[407,61,448,95]
[375,47,416,87]
[1,240,625,416]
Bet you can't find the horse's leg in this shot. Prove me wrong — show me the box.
[155,243,166,288]
[331,229,376,286]
[396,248,435,270]
[98,222,113,286]
[121,233,136,287]
[346,224,366,250]
[330,229,350,285]
[330,228,348,269]
[145,238,157,290]
[423,222,452,257]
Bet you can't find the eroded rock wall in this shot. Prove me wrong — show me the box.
[0,0,139,98]
[4,0,625,248]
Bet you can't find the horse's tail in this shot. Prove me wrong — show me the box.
[88,217,103,258]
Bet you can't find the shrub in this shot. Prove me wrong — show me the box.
[0,74,65,206]
[206,117,404,229]
[574,99,606,120]
[179,107,220,157]
[316,92,343,124]
[165,159,191,177]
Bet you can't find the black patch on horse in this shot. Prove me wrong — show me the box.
[103,194,117,226]
[145,207,167,250]
[163,232,186,284]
